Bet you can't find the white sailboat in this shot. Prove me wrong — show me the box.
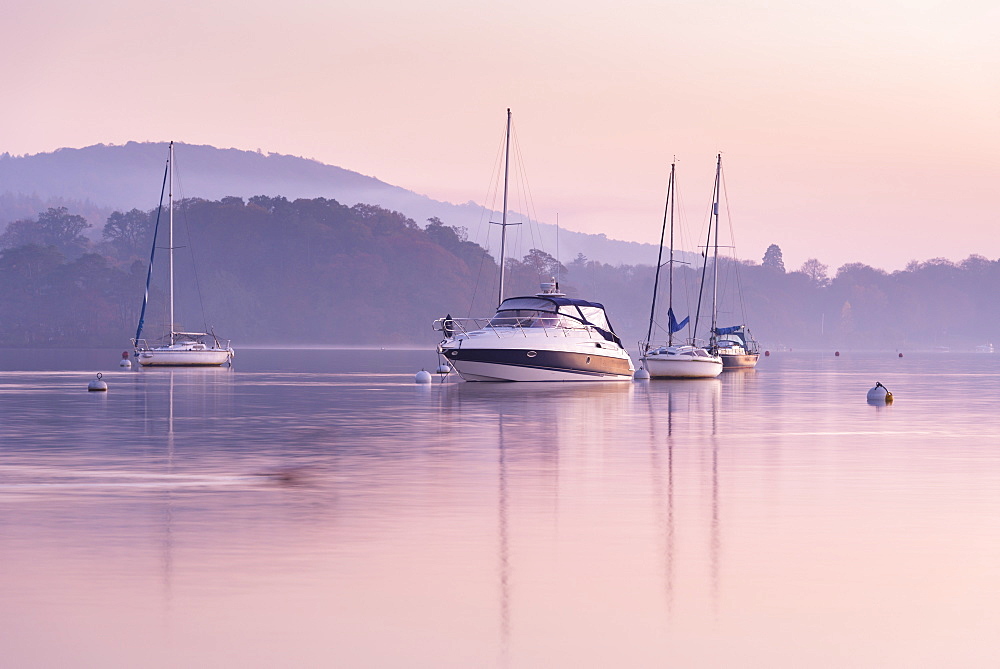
[640,161,722,378]
[697,154,759,370]
[434,110,634,382]
[131,142,234,367]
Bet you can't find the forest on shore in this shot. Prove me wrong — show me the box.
[1,196,996,351]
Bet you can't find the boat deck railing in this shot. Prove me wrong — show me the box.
[434,316,609,342]
[131,336,233,352]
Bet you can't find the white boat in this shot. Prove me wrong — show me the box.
[714,325,760,368]
[131,142,234,367]
[434,110,634,382]
[698,154,760,370]
[639,160,723,379]
[436,283,634,382]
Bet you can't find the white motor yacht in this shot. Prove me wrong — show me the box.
[436,283,634,382]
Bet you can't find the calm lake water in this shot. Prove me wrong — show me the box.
[2,348,1000,667]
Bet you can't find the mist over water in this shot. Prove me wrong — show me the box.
[2,349,999,667]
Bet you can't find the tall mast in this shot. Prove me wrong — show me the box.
[645,161,674,349]
[494,109,516,307]
[710,153,722,345]
[667,161,677,346]
[692,155,721,342]
[168,141,175,346]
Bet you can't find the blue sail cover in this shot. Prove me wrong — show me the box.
[714,325,743,335]
[668,308,689,333]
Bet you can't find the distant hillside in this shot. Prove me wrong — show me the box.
[0,142,668,267]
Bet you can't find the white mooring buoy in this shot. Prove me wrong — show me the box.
[866,381,893,404]
[119,351,132,368]
[415,370,432,384]
[634,367,650,380]
[88,373,108,392]
[436,363,451,375]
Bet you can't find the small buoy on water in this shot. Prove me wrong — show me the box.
[415,370,432,384]
[436,363,451,375]
[88,372,108,392]
[634,367,650,380]
[119,351,131,368]
[898,352,903,358]
[866,381,893,404]
[764,350,770,357]
[835,351,840,357]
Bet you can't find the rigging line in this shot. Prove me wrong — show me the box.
[511,127,542,264]
[467,118,510,315]
[556,213,561,287]
[135,155,169,343]
[692,163,718,343]
[468,244,492,318]
[674,168,697,335]
[719,164,752,323]
[645,162,673,348]
[512,139,533,265]
[172,159,211,332]
[473,124,508,255]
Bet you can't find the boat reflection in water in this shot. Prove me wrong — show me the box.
[8,350,993,666]
[437,376,725,654]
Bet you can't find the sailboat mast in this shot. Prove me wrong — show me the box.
[645,162,674,349]
[667,162,677,346]
[710,153,722,343]
[497,109,512,307]
[168,141,175,346]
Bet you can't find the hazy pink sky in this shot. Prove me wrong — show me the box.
[4,0,998,270]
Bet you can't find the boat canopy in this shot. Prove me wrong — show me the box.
[714,325,746,336]
[713,324,758,353]
[493,296,621,344]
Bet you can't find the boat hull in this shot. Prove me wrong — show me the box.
[720,352,759,369]
[441,341,634,382]
[137,349,233,366]
[641,354,723,379]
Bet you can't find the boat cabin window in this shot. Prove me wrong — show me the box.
[487,309,563,328]
[576,306,612,332]
[491,296,612,331]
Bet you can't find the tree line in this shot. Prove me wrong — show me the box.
[1,200,997,350]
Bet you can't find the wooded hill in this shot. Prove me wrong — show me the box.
[0,142,662,268]
[0,197,997,351]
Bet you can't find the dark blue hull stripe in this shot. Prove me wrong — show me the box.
[444,347,632,377]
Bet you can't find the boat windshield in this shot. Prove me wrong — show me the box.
[487,309,568,328]
[486,296,617,333]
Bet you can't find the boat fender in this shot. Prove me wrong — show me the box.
[415,370,432,384]
[866,382,893,404]
[88,373,108,392]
